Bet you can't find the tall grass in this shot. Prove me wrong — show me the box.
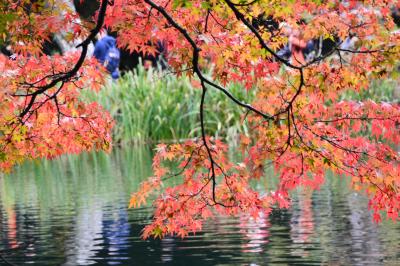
[341,79,398,102]
[83,65,254,145]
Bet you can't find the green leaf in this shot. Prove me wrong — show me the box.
[323,158,331,166]
[172,0,192,8]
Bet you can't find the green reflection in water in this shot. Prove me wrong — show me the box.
[1,147,152,209]
[0,147,399,265]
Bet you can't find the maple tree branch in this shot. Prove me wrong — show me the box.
[302,124,392,164]
[145,0,274,121]
[222,0,310,138]
[224,0,385,72]
[204,9,210,33]
[223,0,300,70]
[230,0,259,6]
[54,95,61,125]
[336,48,382,54]
[289,113,394,198]
[21,82,65,124]
[18,0,109,119]
[208,10,229,30]
[313,115,400,123]
[145,0,278,207]
[161,148,200,181]
[199,81,234,207]
[199,81,217,202]
[180,177,212,204]
[160,67,194,78]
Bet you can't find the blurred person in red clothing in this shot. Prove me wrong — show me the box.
[289,28,307,66]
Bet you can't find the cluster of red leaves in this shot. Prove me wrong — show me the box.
[1,0,86,57]
[130,140,277,238]
[0,53,112,171]
[0,0,113,170]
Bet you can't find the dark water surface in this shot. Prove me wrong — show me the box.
[0,147,399,265]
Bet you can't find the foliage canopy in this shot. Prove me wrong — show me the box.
[1,0,400,238]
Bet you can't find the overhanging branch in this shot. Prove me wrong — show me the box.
[17,0,109,119]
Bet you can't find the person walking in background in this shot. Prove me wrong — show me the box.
[289,28,307,66]
[93,30,120,80]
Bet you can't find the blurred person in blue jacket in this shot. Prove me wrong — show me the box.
[93,31,120,79]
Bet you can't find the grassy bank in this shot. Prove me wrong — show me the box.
[83,65,254,145]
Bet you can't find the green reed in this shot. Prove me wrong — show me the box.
[83,65,254,145]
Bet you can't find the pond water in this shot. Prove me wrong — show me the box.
[0,147,399,265]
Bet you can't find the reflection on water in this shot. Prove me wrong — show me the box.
[240,213,270,253]
[0,147,399,265]
[290,190,314,260]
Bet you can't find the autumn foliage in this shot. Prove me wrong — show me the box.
[1,0,400,238]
